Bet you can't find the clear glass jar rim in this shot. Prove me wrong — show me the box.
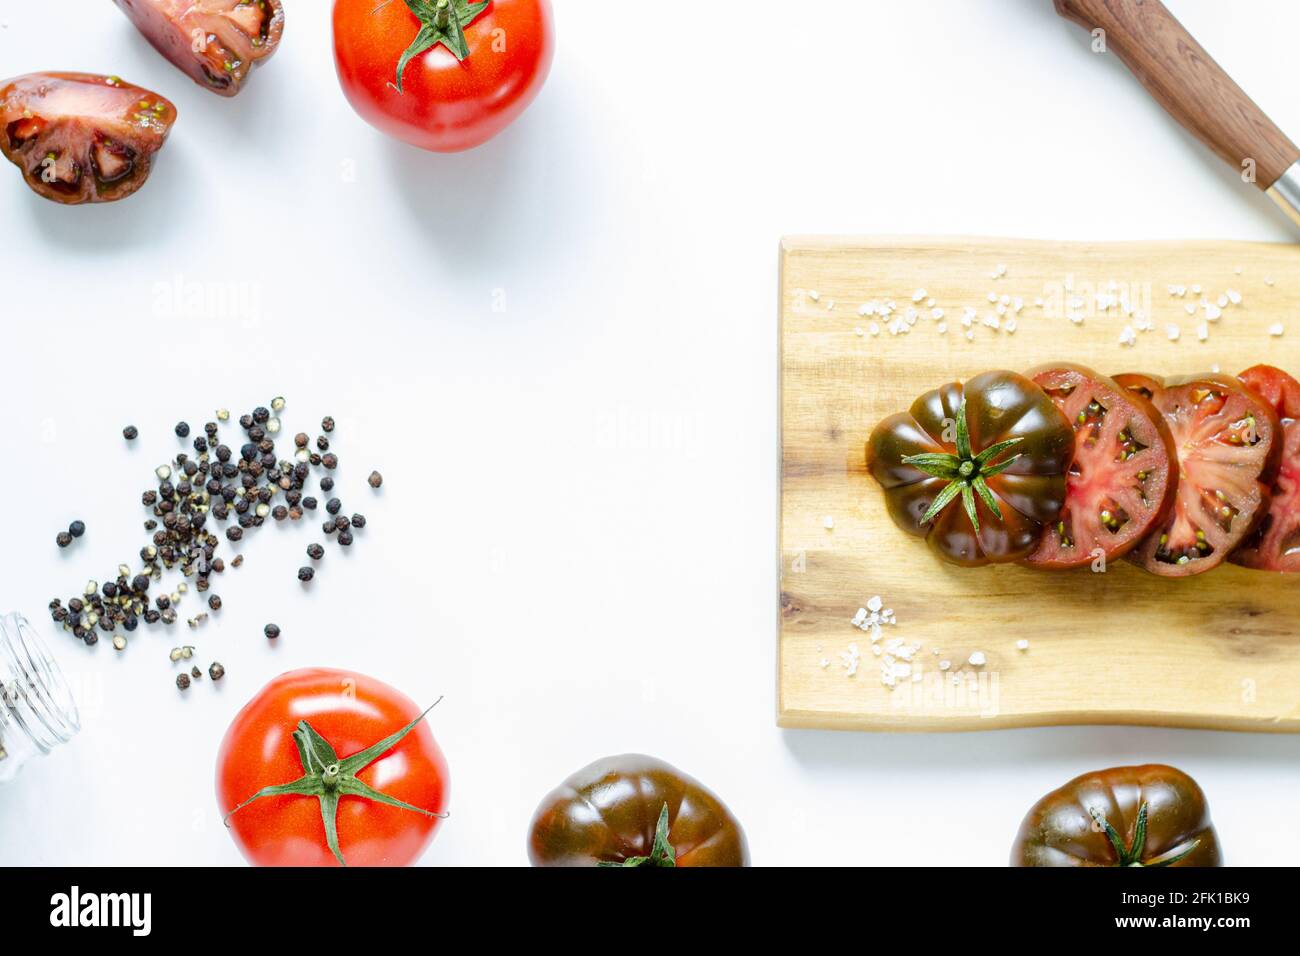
[0,612,80,752]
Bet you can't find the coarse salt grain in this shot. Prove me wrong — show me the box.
[822,515,834,530]
[1270,323,1285,337]
[968,651,987,667]
[1197,322,1209,341]
[1166,325,1181,341]
[1015,639,1029,651]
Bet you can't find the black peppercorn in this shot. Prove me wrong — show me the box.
[264,623,280,639]
[226,526,244,542]
[323,519,337,534]
[338,530,354,547]
[239,413,254,430]
[272,505,288,521]
[368,471,383,489]
[322,453,338,470]
[316,435,330,451]
[351,513,366,529]
[307,543,324,560]
[175,421,190,438]
[123,425,139,440]
[68,520,86,538]
[325,498,341,515]
[56,531,73,548]
[319,477,335,492]
[298,566,314,582]
[209,662,226,681]
[321,416,335,432]
[208,595,222,611]
[176,673,191,690]
[335,515,350,531]
[253,406,270,424]
[302,496,318,510]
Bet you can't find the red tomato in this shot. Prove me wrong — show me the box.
[216,668,449,867]
[1233,365,1300,572]
[332,0,554,152]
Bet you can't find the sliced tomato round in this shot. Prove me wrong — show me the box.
[1116,373,1280,577]
[1231,365,1300,572]
[1023,363,1177,569]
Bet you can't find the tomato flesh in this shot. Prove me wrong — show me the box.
[1117,374,1280,577]
[1025,364,1176,568]
[0,73,177,204]
[1232,365,1300,572]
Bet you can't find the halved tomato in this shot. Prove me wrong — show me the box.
[1232,365,1300,572]
[1024,363,1177,569]
[1116,373,1280,577]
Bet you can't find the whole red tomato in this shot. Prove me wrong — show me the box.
[216,668,450,867]
[332,0,554,152]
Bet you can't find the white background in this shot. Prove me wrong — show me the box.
[2,0,1298,866]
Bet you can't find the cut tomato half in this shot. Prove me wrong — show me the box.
[1232,365,1300,572]
[1116,373,1280,577]
[1024,364,1177,569]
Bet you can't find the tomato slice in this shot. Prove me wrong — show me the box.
[1116,373,1280,577]
[1024,364,1176,569]
[1231,365,1300,572]
[0,72,176,204]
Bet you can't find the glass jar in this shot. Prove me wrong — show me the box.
[0,612,79,784]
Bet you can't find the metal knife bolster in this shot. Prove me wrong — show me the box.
[1266,159,1300,230]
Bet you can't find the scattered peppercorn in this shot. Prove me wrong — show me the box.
[209,662,225,681]
[368,471,383,489]
[326,498,342,515]
[264,623,280,639]
[191,666,201,679]
[176,673,191,690]
[351,513,366,529]
[51,397,372,662]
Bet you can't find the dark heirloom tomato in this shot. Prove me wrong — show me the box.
[1116,373,1280,577]
[1012,764,1222,867]
[1,73,176,204]
[113,0,285,96]
[1233,365,1300,572]
[528,754,749,867]
[1024,364,1177,568]
[866,371,1074,566]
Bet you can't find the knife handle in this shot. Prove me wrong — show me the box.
[1053,0,1300,191]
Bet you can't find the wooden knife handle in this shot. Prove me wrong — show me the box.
[1054,0,1300,189]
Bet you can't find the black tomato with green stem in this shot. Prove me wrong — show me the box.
[866,371,1075,566]
[1012,764,1222,867]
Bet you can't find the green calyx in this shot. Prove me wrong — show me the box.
[392,0,490,92]
[1089,803,1201,867]
[223,698,447,867]
[597,803,677,868]
[901,398,1024,535]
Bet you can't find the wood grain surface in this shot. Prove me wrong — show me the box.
[1054,0,1300,188]
[778,236,1300,733]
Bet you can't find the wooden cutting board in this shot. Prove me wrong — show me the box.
[778,236,1300,733]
